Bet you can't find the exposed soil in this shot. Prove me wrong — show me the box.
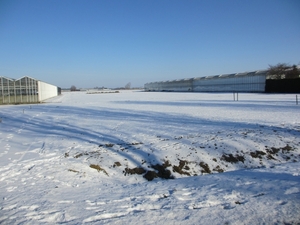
[124,161,174,181]
[213,165,224,173]
[143,171,158,181]
[221,154,245,163]
[266,147,280,155]
[64,134,298,181]
[68,169,79,173]
[151,162,173,180]
[105,143,114,148]
[90,164,109,176]
[199,162,211,174]
[124,167,146,176]
[281,144,294,152]
[172,160,191,176]
[113,162,121,167]
[250,151,266,159]
[129,142,143,145]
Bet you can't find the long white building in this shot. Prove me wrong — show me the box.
[145,70,267,92]
[0,76,60,105]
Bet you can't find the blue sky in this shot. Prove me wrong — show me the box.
[0,0,299,88]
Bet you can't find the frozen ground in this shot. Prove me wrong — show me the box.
[0,90,300,224]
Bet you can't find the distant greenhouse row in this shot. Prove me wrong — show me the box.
[0,76,60,105]
[144,70,267,92]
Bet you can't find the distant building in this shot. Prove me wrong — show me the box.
[144,70,267,93]
[0,76,61,105]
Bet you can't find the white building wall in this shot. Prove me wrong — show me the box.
[38,81,58,101]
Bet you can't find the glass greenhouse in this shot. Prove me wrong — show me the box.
[0,76,59,105]
[144,70,268,93]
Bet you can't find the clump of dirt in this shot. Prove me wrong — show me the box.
[124,160,174,181]
[90,164,109,176]
[68,169,79,173]
[162,160,172,167]
[124,167,146,175]
[174,136,183,140]
[281,144,294,152]
[129,142,143,145]
[113,162,121,167]
[74,153,83,158]
[221,154,245,163]
[151,161,173,180]
[213,165,224,173]
[74,152,88,158]
[266,154,276,160]
[265,144,295,160]
[250,151,266,159]
[172,160,191,176]
[105,143,114,148]
[143,171,158,181]
[199,162,211,174]
[266,147,280,155]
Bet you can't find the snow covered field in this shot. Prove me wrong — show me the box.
[1,90,300,224]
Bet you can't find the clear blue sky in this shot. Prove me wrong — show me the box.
[1,0,299,88]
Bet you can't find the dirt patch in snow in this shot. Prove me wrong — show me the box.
[221,154,245,163]
[199,162,211,174]
[63,132,299,181]
[124,161,174,181]
[266,144,294,154]
[250,151,266,159]
[172,160,191,176]
[124,167,146,175]
[113,162,121,167]
[213,165,224,173]
[147,161,174,181]
[90,164,109,176]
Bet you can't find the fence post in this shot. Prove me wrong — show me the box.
[233,92,239,101]
[297,95,298,105]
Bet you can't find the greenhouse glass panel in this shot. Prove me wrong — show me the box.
[0,76,39,104]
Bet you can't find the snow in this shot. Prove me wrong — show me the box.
[0,90,300,224]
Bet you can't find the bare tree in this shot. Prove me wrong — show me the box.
[285,64,300,79]
[267,63,290,79]
[70,85,77,91]
[125,82,131,89]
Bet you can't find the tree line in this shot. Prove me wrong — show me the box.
[267,63,300,80]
